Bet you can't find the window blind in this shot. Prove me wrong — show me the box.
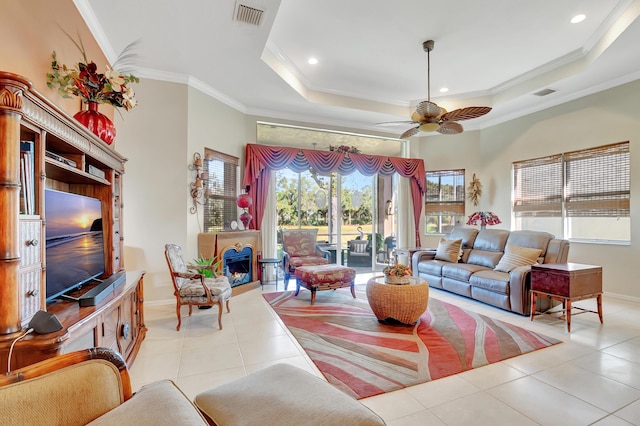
[564,142,629,217]
[203,149,238,232]
[425,169,465,215]
[513,154,563,217]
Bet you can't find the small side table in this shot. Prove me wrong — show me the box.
[530,263,603,332]
[258,258,281,290]
[366,276,429,325]
[393,247,434,265]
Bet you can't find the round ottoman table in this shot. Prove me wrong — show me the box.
[366,276,429,325]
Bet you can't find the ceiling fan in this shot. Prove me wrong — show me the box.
[382,40,492,139]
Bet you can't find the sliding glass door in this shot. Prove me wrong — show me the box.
[275,168,397,271]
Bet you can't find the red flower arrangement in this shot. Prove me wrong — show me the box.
[383,263,412,277]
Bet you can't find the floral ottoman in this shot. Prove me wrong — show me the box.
[294,264,357,305]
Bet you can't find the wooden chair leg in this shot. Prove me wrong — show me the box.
[350,282,356,299]
[225,298,231,313]
[216,300,224,330]
[188,305,193,316]
[176,303,182,331]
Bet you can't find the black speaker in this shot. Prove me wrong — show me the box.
[28,310,63,334]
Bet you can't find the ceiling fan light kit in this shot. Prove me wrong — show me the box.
[395,40,492,139]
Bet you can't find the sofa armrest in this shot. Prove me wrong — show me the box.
[545,239,570,263]
[509,264,560,315]
[508,265,532,315]
[0,348,131,426]
[411,250,436,275]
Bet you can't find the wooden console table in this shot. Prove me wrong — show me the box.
[530,263,603,332]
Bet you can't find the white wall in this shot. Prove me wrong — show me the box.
[414,80,640,300]
[114,79,189,302]
[115,80,248,303]
[186,86,248,257]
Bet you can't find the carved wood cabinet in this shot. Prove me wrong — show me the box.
[0,72,146,372]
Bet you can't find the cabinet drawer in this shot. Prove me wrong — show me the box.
[20,219,42,267]
[20,266,42,326]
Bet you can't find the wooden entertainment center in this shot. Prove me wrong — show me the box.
[0,72,146,373]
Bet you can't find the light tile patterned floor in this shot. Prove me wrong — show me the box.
[130,273,640,425]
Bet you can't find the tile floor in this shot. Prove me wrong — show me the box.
[130,273,640,425]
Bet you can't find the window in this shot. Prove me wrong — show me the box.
[513,142,630,243]
[425,169,465,234]
[203,148,238,232]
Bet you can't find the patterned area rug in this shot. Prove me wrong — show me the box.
[263,289,561,399]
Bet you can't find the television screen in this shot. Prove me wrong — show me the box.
[45,189,105,301]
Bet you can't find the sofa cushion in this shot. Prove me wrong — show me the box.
[88,380,208,425]
[466,250,504,269]
[446,227,479,249]
[469,270,510,294]
[472,229,510,252]
[494,244,542,273]
[435,238,462,263]
[506,230,554,257]
[417,259,449,276]
[442,263,488,282]
[195,363,385,426]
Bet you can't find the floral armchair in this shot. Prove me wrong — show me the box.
[164,244,232,331]
[281,229,330,290]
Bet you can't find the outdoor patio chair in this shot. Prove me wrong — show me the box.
[347,239,372,266]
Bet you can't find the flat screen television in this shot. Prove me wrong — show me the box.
[45,189,105,301]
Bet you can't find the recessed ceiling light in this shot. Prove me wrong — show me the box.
[571,14,586,24]
[308,57,318,65]
[439,87,449,93]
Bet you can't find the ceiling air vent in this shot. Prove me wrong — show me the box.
[533,88,556,97]
[234,3,264,26]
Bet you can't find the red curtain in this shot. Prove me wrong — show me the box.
[243,144,426,245]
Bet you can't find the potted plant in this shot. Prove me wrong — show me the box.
[190,257,223,278]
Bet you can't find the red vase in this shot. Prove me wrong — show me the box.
[239,211,253,229]
[74,102,116,145]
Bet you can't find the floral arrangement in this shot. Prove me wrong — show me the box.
[46,34,139,110]
[383,263,412,277]
[329,145,360,154]
[466,211,501,227]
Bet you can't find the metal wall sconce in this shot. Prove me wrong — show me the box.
[189,152,208,214]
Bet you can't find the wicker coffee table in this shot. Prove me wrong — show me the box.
[366,276,429,325]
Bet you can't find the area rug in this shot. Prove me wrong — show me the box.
[263,289,561,399]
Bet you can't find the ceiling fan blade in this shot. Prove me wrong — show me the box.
[400,126,420,139]
[375,120,418,127]
[416,101,442,118]
[441,106,492,122]
[437,121,463,134]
